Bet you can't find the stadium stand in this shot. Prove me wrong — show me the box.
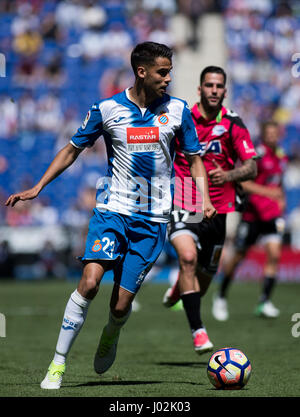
[0,0,300,280]
[222,0,300,220]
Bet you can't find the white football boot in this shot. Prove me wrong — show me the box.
[212,295,229,321]
[255,300,280,318]
[40,361,65,389]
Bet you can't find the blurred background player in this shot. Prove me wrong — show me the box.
[212,121,288,320]
[163,66,257,354]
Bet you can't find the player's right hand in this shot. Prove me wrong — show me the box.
[5,186,40,207]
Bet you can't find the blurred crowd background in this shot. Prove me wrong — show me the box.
[1,0,300,281]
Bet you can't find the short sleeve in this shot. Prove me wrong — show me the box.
[230,120,257,161]
[176,102,201,155]
[70,103,103,149]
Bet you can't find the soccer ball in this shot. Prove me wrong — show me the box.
[207,347,251,390]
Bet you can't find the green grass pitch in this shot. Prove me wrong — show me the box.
[0,279,299,398]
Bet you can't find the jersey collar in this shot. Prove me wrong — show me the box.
[191,103,226,123]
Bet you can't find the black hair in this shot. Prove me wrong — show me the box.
[261,120,279,135]
[131,42,173,76]
[200,66,227,85]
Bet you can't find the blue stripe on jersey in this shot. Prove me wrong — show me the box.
[96,131,113,206]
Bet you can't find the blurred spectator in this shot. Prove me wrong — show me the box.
[41,12,65,43]
[38,240,67,279]
[283,150,300,191]
[13,57,44,88]
[0,187,9,226]
[79,29,107,60]
[13,28,43,56]
[104,21,133,58]
[78,184,97,212]
[11,3,40,37]
[99,67,133,98]
[0,156,8,177]
[55,0,84,29]
[177,0,205,50]
[0,0,17,13]
[43,53,66,88]
[31,197,59,226]
[80,0,107,30]
[142,0,177,16]
[0,240,14,278]
[0,96,18,138]
[5,200,34,227]
[55,107,81,151]
[147,8,174,47]
[18,91,38,132]
[288,205,300,250]
[80,20,133,60]
[36,93,63,133]
[127,4,152,43]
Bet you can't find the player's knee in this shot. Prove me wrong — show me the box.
[267,253,280,267]
[111,302,131,318]
[179,250,197,271]
[81,276,99,298]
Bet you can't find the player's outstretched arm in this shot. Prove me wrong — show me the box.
[5,143,82,207]
[186,154,217,219]
[241,181,284,200]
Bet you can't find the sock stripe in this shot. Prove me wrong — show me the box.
[71,290,91,308]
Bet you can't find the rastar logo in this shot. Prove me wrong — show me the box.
[127,127,159,144]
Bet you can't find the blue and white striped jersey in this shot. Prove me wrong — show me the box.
[70,88,201,222]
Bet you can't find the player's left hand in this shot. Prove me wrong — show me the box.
[203,201,217,219]
[208,159,229,185]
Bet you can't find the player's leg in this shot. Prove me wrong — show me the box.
[41,210,126,389]
[170,233,215,354]
[214,212,242,299]
[40,261,108,389]
[217,249,245,298]
[94,216,167,374]
[163,212,217,353]
[187,215,226,350]
[172,233,202,313]
[255,235,282,318]
[212,220,256,320]
[163,211,199,308]
[94,283,135,374]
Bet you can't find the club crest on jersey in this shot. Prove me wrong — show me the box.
[158,113,169,125]
[92,239,102,252]
[212,125,227,137]
[81,111,91,129]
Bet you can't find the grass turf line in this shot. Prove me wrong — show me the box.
[0,280,299,397]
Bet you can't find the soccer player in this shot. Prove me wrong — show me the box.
[212,121,288,320]
[163,66,257,354]
[6,42,216,389]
